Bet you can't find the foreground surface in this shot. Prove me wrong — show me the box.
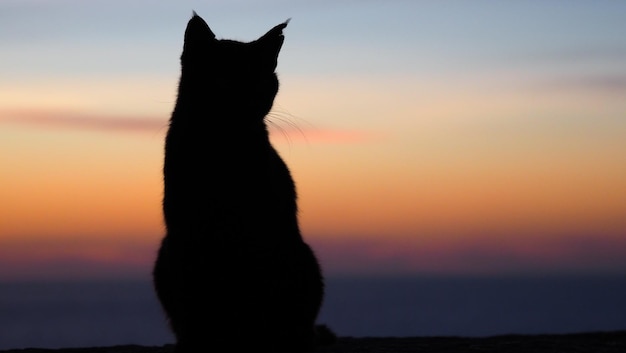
[4,332,626,353]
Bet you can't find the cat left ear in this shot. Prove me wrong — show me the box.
[183,12,216,54]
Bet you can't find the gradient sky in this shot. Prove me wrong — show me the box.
[1,0,626,280]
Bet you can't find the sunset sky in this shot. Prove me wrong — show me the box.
[1,0,625,280]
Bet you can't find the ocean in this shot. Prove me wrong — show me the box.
[1,276,625,350]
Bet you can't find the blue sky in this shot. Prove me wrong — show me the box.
[4,1,625,76]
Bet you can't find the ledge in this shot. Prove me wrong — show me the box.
[3,331,626,353]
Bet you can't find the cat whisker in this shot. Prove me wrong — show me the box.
[267,118,293,146]
[267,106,314,146]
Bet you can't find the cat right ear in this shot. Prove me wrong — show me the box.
[183,12,216,52]
[255,19,290,71]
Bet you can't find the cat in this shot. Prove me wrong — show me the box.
[152,13,334,353]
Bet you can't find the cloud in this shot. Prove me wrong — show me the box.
[310,231,626,276]
[0,108,167,134]
[539,74,626,94]
[269,125,383,144]
[539,47,626,66]
[0,236,155,281]
[1,108,380,144]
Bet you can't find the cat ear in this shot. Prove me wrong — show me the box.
[259,18,290,41]
[256,19,290,71]
[183,12,216,53]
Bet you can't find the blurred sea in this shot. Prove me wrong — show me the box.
[1,276,626,350]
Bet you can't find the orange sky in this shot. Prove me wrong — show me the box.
[2,1,626,280]
[2,84,625,279]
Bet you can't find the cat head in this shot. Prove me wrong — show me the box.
[178,13,289,124]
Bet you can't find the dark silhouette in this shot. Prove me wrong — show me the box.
[153,13,333,353]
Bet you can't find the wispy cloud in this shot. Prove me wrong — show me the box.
[538,47,626,66]
[1,108,380,144]
[269,125,383,144]
[0,236,155,280]
[538,74,626,94]
[0,109,167,134]
[310,231,626,276]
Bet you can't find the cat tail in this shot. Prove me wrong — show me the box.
[314,324,337,345]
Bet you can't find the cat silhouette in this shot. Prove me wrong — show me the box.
[153,13,333,353]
